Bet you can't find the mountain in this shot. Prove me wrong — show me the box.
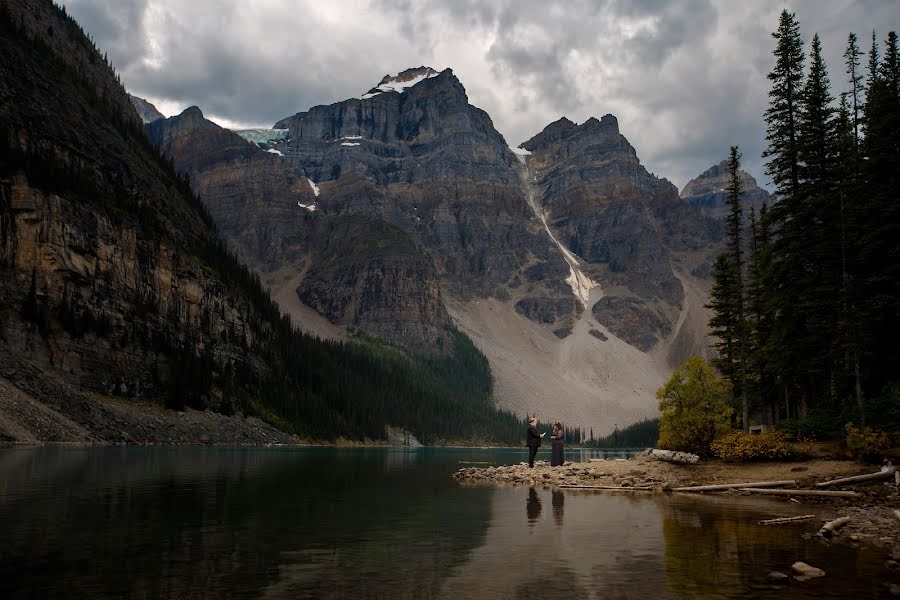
[149,67,723,434]
[129,94,164,123]
[0,0,522,445]
[680,160,771,221]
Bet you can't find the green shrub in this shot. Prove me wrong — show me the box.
[657,356,733,456]
[844,422,892,462]
[710,430,795,461]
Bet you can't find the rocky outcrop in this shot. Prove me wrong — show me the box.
[298,216,453,354]
[592,296,673,352]
[129,94,164,123]
[680,159,771,222]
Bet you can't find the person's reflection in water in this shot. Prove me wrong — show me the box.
[526,487,542,526]
[551,489,564,527]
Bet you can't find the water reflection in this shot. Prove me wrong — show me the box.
[526,487,542,526]
[0,447,892,599]
[439,487,893,599]
[552,489,564,527]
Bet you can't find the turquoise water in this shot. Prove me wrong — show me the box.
[0,446,893,598]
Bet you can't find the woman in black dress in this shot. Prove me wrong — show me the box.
[550,422,565,467]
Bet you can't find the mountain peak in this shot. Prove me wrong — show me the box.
[361,66,443,99]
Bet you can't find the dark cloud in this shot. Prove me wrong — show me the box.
[65,0,899,188]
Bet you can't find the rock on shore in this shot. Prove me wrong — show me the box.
[453,459,666,489]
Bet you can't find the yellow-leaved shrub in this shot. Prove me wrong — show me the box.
[844,422,892,462]
[710,430,794,461]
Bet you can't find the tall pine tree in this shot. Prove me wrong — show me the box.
[761,10,806,415]
[707,147,751,431]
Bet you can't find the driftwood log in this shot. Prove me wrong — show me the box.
[740,488,861,498]
[758,514,817,525]
[815,466,897,487]
[819,516,851,537]
[558,484,654,491]
[646,449,700,464]
[673,480,795,492]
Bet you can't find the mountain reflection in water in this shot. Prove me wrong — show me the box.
[0,447,891,599]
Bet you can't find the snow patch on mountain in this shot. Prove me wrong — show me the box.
[266,148,284,156]
[360,66,440,99]
[297,202,317,212]
[307,179,320,197]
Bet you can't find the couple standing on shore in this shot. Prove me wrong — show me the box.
[526,418,565,468]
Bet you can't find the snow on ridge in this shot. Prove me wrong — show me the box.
[307,178,320,197]
[359,67,440,99]
[266,148,284,156]
[297,201,317,212]
[341,142,360,147]
[341,135,363,140]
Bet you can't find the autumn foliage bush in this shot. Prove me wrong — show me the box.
[844,422,892,462]
[711,430,795,461]
[657,356,733,456]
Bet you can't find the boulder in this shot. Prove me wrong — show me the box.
[791,562,825,581]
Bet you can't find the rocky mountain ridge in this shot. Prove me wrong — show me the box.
[148,66,725,433]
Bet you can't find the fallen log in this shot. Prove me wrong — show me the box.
[647,449,700,464]
[758,514,817,525]
[815,466,897,488]
[558,484,654,491]
[674,480,796,492]
[740,488,861,498]
[819,516,851,537]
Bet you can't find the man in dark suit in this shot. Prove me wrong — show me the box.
[526,418,543,468]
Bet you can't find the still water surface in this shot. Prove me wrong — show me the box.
[0,446,892,599]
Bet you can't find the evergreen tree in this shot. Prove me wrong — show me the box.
[763,10,805,200]
[761,10,806,415]
[796,33,840,408]
[724,147,750,431]
[844,33,864,151]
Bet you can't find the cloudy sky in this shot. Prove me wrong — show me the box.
[65,0,897,189]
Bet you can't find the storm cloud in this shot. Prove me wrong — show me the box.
[65,0,898,189]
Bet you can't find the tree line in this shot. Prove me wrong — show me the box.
[707,11,899,435]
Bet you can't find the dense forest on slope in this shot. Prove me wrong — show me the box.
[0,0,525,445]
[707,11,900,434]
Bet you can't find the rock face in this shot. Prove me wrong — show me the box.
[129,94,164,123]
[680,160,771,221]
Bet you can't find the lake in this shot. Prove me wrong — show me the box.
[0,446,892,599]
